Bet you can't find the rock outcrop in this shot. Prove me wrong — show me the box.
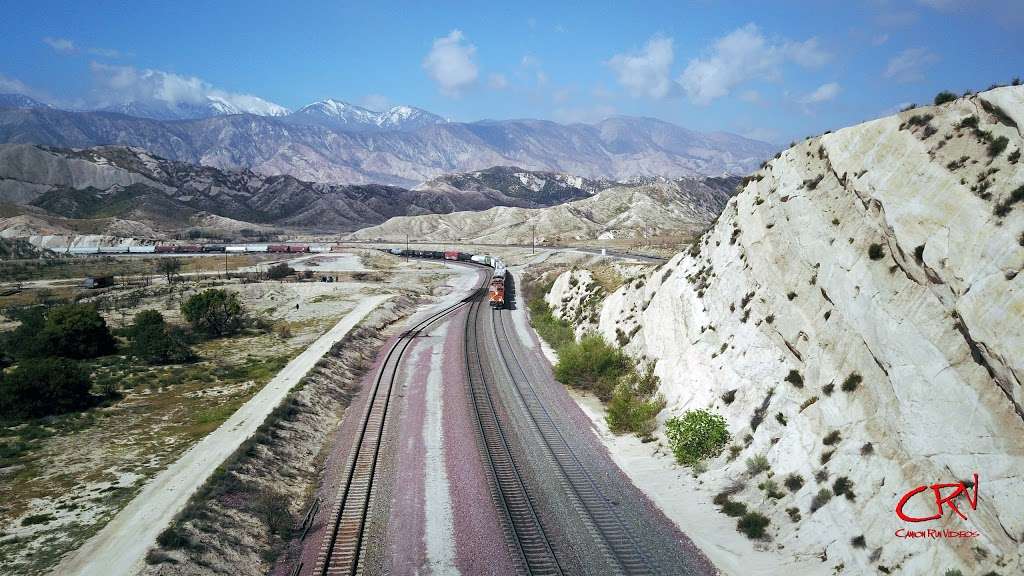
[546,86,1024,574]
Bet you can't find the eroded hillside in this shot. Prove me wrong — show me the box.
[546,86,1024,574]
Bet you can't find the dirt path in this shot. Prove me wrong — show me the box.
[52,294,391,576]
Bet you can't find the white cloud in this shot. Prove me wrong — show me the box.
[678,23,832,105]
[739,89,761,103]
[883,47,939,83]
[422,29,478,96]
[88,62,288,115]
[0,74,56,104]
[799,82,841,104]
[43,36,76,54]
[88,47,123,58]
[487,73,509,90]
[607,36,675,99]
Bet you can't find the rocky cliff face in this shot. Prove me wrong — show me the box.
[546,86,1024,574]
[0,107,774,186]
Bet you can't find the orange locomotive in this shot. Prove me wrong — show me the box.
[488,261,507,308]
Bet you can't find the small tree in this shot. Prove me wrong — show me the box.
[44,304,116,359]
[129,310,194,365]
[0,358,92,419]
[156,258,182,284]
[665,408,730,466]
[266,263,294,280]
[933,91,957,106]
[181,289,244,337]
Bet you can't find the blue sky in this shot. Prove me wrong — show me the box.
[2,0,1021,143]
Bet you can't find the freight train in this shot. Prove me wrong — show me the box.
[62,243,330,255]
[386,248,509,309]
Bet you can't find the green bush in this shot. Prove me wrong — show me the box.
[665,408,730,466]
[868,243,885,260]
[841,372,863,392]
[737,512,770,539]
[746,454,770,475]
[784,473,805,492]
[988,135,1009,158]
[6,304,115,360]
[0,358,92,419]
[933,91,957,105]
[720,500,748,517]
[527,296,574,350]
[266,263,294,280]
[129,310,195,365]
[554,333,631,401]
[606,364,666,437]
[784,369,803,388]
[181,289,245,338]
[810,488,833,512]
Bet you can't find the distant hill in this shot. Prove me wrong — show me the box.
[0,103,775,186]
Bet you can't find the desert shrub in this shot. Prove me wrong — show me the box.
[555,334,631,401]
[905,113,933,127]
[775,412,787,426]
[737,512,770,539]
[810,488,833,512]
[833,476,856,501]
[861,442,874,455]
[787,292,797,300]
[988,135,1009,157]
[255,489,293,538]
[868,243,885,260]
[719,499,748,517]
[156,258,182,284]
[727,445,742,461]
[784,369,804,388]
[181,289,245,338]
[1009,149,1021,163]
[784,473,805,492]
[786,507,802,523]
[994,184,1024,216]
[841,372,863,392]
[759,479,785,499]
[721,389,736,405]
[0,358,92,419]
[852,535,867,548]
[823,430,842,446]
[746,454,770,475]
[820,449,835,464]
[129,310,194,365]
[799,396,818,411]
[933,91,957,105]
[956,115,979,130]
[823,383,835,396]
[606,364,666,438]
[665,408,730,466]
[156,524,196,550]
[266,263,294,280]
[526,293,574,350]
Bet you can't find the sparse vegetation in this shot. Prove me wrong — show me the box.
[987,135,1009,158]
[606,363,666,438]
[841,372,863,393]
[746,453,770,475]
[823,382,835,396]
[933,91,957,105]
[784,369,804,388]
[810,488,833,512]
[737,512,770,539]
[665,408,730,466]
[784,473,805,492]
[852,535,867,549]
[823,430,842,446]
[156,258,182,284]
[555,333,630,402]
[526,285,575,350]
[833,476,856,501]
[721,389,737,405]
[861,442,874,455]
[266,263,295,280]
[868,243,885,260]
[993,184,1024,217]
[786,507,802,523]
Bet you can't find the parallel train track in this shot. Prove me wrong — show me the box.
[310,293,473,576]
[490,306,652,575]
[464,293,563,575]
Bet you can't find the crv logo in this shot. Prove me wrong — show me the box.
[895,473,979,522]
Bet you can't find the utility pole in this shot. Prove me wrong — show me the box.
[405,234,410,261]
[532,225,536,255]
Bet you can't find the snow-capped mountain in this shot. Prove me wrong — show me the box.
[284,99,446,131]
[98,95,289,121]
[0,93,51,109]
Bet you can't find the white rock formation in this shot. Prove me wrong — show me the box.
[546,86,1024,574]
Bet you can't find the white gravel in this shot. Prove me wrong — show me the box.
[52,294,391,576]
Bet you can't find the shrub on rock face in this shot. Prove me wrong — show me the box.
[554,333,631,401]
[737,512,770,539]
[181,289,245,338]
[868,243,885,260]
[665,408,730,466]
[0,358,92,419]
[933,91,957,105]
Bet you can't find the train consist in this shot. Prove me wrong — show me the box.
[388,248,509,309]
[63,243,334,255]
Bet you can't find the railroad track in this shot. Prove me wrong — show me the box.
[490,308,652,575]
[310,294,473,576]
[464,293,563,576]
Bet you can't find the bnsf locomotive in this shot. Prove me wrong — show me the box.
[386,248,509,309]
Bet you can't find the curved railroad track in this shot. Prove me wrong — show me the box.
[310,292,474,576]
[490,307,653,575]
[463,292,564,575]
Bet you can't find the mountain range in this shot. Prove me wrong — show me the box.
[0,94,775,187]
[0,144,717,239]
